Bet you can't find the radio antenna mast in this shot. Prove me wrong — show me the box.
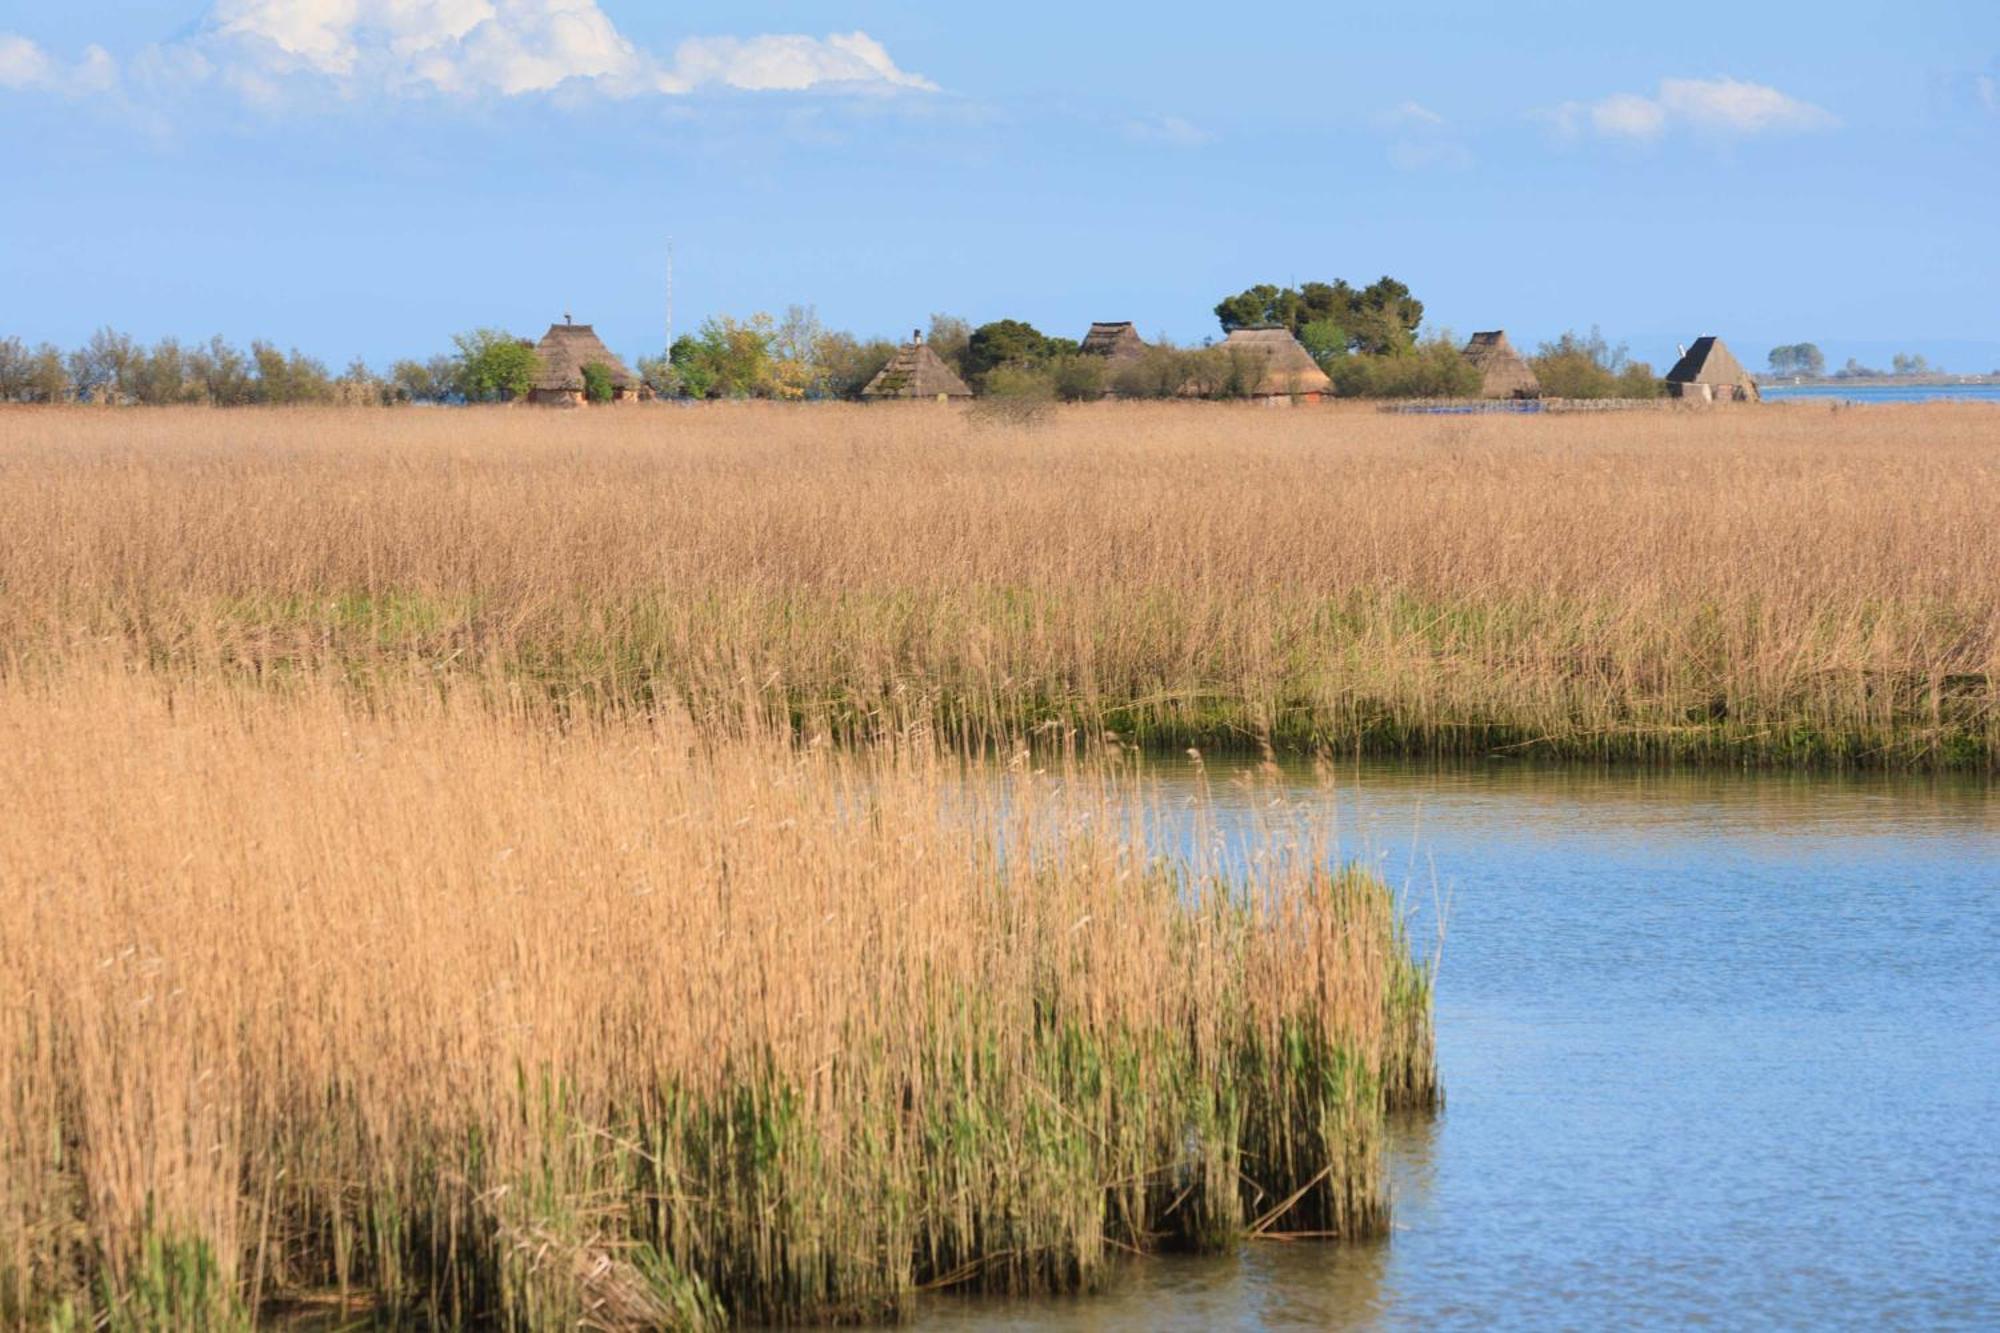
[665,237,675,355]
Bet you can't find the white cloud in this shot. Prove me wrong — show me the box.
[667,32,936,94]
[1373,100,1470,171]
[4,2,936,106]
[1122,113,1214,147]
[1551,76,1836,141]
[0,33,55,88]
[0,32,118,94]
[1377,100,1445,129]
[1978,74,1997,114]
[1587,92,1668,139]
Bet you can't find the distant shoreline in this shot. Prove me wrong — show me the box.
[1758,374,1999,388]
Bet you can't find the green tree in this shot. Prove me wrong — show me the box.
[128,338,190,405]
[389,357,457,403]
[692,314,777,398]
[68,328,139,403]
[251,343,333,404]
[0,337,34,401]
[1767,343,1826,377]
[666,335,715,398]
[1215,278,1422,356]
[188,336,253,405]
[452,329,540,402]
[1891,352,1932,376]
[814,332,898,400]
[25,343,69,402]
[1297,318,1352,370]
[926,314,973,378]
[582,362,615,404]
[965,319,1055,388]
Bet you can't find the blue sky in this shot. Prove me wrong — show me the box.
[4,1,1998,374]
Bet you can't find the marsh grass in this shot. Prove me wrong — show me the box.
[0,666,1435,1329]
[0,401,1990,767]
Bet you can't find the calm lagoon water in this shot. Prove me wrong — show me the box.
[922,761,2000,1330]
[1763,382,2000,404]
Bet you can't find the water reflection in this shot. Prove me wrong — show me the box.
[921,759,1999,1330]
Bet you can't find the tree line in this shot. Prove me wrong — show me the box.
[2,277,1672,406]
[1767,343,1968,380]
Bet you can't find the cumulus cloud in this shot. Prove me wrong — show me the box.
[1551,76,1837,141]
[2,1,935,107]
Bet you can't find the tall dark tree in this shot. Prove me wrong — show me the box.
[964,320,1056,387]
[1214,277,1424,356]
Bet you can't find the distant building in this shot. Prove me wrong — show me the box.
[861,330,973,401]
[1079,322,1149,397]
[1462,330,1541,399]
[529,319,641,406]
[1665,337,1761,403]
[1219,327,1333,403]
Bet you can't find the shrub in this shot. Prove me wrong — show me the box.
[582,362,615,404]
[1530,328,1657,400]
[968,364,1055,427]
[1329,336,1483,399]
[1049,355,1105,402]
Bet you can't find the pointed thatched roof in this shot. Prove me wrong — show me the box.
[1462,331,1541,399]
[861,336,972,400]
[1666,336,1755,391]
[531,323,638,393]
[1221,327,1333,397]
[1080,322,1147,365]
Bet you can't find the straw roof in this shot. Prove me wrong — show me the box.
[1079,322,1147,365]
[1666,336,1756,390]
[861,337,972,400]
[1221,327,1333,397]
[531,323,638,392]
[1462,330,1540,399]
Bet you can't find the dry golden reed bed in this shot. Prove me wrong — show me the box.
[0,667,1433,1329]
[0,400,1993,766]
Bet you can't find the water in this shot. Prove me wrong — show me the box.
[922,761,2000,1330]
[1763,382,2000,404]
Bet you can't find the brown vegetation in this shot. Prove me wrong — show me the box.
[0,400,1991,766]
[0,667,1432,1328]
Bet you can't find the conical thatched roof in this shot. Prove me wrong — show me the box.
[861,337,972,400]
[1080,322,1147,365]
[1221,327,1333,397]
[531,323,638,392]
[1666,336,1755,391]
[1462,330,1541,399]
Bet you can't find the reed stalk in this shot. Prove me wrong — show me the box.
[0,401,1990,768]
[0,666,1435,1328]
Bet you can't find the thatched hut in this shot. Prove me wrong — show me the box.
[1462,330,1541,399]
[1219,327,1332,403]
[1078,322,1149,398]
[1665,336,1760,403]
[1080,321,1147,366]
[529,320,641,406]
[861,331,973,401]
